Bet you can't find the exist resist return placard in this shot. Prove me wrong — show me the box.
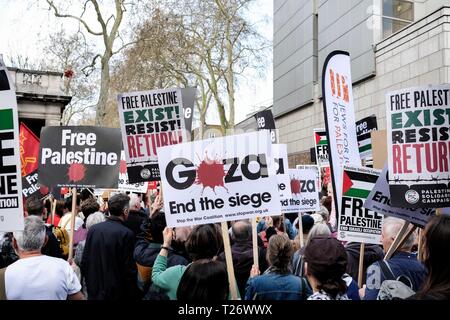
[38,126,122,189]
[386,85,450,208]
[157,131,281,227]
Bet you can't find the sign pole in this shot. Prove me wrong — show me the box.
[358,243,365,288]
[221,221,238,300]
[298,213,304,248]
[251,218,259,269]
[51,199,57,226]
[68,188,77,262]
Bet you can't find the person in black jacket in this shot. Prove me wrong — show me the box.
[26,196,62,259]
[124,194,147,237]
[81,193,141,300]
[219,220,268,298]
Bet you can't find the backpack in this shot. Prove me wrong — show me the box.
[53,218,71,257]
[376,260,415,300]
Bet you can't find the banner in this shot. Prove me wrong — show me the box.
[364,164,435,228]
[338,165,383,244]
[271,144,292,213]
[313,128,329,167]
[322,51,361,219]
[157,131,281,227]
[284,165,321,213]
[22,170,49,199]
[386,85,450,208]
[19,123,40,177]
[38,126,122,188]
[255,109,277,143]
[356,115,378,159]
[118,87,187,183]
[118,151,148,193]
[0,56,24,231]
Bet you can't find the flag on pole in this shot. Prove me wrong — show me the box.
[19,123,40,177]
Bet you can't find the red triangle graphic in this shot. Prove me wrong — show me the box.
[342,171,353,194]
[315,133,321,145]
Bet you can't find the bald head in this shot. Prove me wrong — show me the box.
[232,220,252,242]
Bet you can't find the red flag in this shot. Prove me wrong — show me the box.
[19,123,40,177]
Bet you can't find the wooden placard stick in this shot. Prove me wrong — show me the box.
[358,242,365,288]
[251,218,259,269]
[221,221,238,300]
[51,199,57,226]
[68,187,77,262]
[298,212,304,248]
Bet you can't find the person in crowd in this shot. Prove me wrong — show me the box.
[292,222,331,277]
[304,236,349,300]
[46,200,65,226]
[257,216,285,247]
[411,214,450,300]
[346,242,384,285]
[218,220,268,298]
[73,212,105,298]
[177,259,229,301]
[320,196,332,217]
[125,193,148,237]
[310,213,324,225]
[151,224,223,300]
[26,196,62,259]
[79,188,94,202]
[73,197,100,248]
[362,217,427,300]
[2,216,83,300]
[81,193,140,300]
[134,210,188,293]
[293,214,315,250]
[245,234,309,300]
[59,196,84,232]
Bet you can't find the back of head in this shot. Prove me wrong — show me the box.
[55,200,65,218]
[320,196,332,215]
[86,212,106,230]
[267,233,293,274]
[185,224,223,261]
[108,193,130,216]
[64,196,81,212]
[128,193,141,211]
[149,211,167,243]
[383,217,415,251]
[26,196,44,217]
[419,214,450,299]
[81,197,100,219]
[306,223,331,246]
[177,259,229,301]
[316,206,329,222]
[304,236,347,298]
[80,188,94,201]
[13,216,46,252]
[231,220,252,243]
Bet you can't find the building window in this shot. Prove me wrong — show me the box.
[382,0,414,38]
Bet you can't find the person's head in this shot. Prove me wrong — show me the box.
[316,206,329,223]
[302,215,315,235]
[320,196,332,216]
[80,197,100,220]
[310,213,324,225]
[272,215,282,229]
[185,224,223,261]
[129,193,141,211]
[418,214,450,299]
[381,217,414,253]
[306,223,331,247]
[64,195,81,213]
[26,196,44,217]
[108,193,130,218]
[150,211,167,243]
[177,259,229,301]
[86,212,106,230]
[55,200,65,218]
[231,220,252,243]
[304,236,348,298]
[266,234,294,274]
[80,188,94,201]
[13,216,47,254]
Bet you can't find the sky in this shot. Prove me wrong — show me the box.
[0,0,273,125]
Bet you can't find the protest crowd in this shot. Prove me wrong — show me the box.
[1,186,449,301]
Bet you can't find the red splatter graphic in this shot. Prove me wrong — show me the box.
[195,153,227,194]
[119,160,127,174]
[39,184,49,196]
[67,163,86,183]
[290,178,301,195]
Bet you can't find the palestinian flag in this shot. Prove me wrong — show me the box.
[357,131,372,154]
[342,167,379,199]
[314,130,327,146]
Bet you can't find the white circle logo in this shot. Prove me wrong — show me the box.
[405,190,419,204]
[140,168,150,179]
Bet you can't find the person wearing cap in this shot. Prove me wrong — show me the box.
[304,236,349,300]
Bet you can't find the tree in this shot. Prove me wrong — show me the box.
[45,0,140,126]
